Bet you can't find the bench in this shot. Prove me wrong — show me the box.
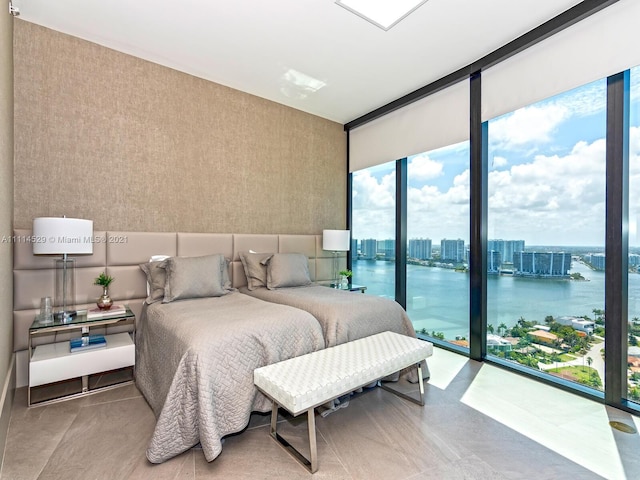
[253,331,434,473]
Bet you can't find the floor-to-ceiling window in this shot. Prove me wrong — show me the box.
[406,142,470,345]
[628,65,640,404]
[485,79,607,390]
[351,160,396,298]
[346,0,640,414]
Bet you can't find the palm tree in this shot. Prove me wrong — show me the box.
[499,323,508,336]
[488,324,494,334]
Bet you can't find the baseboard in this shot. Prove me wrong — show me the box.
[15,350,28,388]
[0,354,16,474]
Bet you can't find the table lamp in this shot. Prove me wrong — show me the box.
[322,229,350,287]
[33,217,93,321]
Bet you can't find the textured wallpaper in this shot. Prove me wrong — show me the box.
[13,21,347,234]
[0,10,14,454]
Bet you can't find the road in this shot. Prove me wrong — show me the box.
[537,336,605,382]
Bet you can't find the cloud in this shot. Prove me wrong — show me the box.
[489,103,570,150]
[492,156,508,168]
[407,154,443,180]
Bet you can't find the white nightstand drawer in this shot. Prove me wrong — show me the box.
[29,332,135,387]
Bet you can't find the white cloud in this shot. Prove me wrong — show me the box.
[492,156,508,168]
[490,103,570,150]
[407,154,443,180]
[352,169,396,239]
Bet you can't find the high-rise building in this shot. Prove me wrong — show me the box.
[359,238,378,259]
[381,239,395,261]
[513,251,571,277]
[488,250,502,273]
[585,253,606,271]
[440,239,465,262]
[408,238,432,260]
[488,239,525,263]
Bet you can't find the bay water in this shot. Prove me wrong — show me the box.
[353,259,640,339]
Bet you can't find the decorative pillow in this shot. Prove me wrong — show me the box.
[263,253,312,290]
[162,254,229,303]
[239,251,273,290]
[139,255,170,304]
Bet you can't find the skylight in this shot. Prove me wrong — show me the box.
[335,0,428,31]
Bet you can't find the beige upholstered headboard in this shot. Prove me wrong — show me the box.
[13,230,345,353]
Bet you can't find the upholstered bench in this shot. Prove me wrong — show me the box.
[254,331,433,473]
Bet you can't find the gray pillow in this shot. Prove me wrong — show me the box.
[239,251,272,290]
[140,261,168,304]
[162,254,229,303]
[263,253,312,290]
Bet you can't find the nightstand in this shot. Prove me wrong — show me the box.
[28,307,135,407]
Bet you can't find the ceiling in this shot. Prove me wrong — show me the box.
[12,0,586,125]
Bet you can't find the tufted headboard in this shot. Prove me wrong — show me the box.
[13,230,346,353]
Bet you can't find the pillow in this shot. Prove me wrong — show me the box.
[139,255,170,304]
[263,253,312,290]
[239,251,273,290]
[162,254,230,303]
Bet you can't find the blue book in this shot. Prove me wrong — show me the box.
[70,335,107,353]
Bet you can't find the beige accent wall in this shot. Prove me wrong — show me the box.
[13,21,347,233]
[0,10,15,468]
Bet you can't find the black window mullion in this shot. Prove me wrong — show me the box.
[605,70,630,408]
[469,71,487,361]
[396,158,407,309]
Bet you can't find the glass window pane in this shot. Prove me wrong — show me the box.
[406,142,470,345]
[487,79,606,392]
[351,161,396,298]
[628,65,640,404]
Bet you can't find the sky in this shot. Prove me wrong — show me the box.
[352,67,640,247]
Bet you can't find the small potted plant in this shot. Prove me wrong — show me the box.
[339,269,352,288]
[94,272,114,310]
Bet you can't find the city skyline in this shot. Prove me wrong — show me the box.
[352,68,640,247]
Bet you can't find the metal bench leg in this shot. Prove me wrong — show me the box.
[379,362,425,406]
[269,401,318,473]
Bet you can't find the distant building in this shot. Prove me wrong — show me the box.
[360,238,377,259]
[381,239,395,260]
[487,334,512,352]
[440,238,465,263]
[488,250,502,273]
[488,239,525,263]
[529,330,559,345]
[408,238,432,260]
[586,253,606,271]
[556,316,595,334]
[513,251,571,277]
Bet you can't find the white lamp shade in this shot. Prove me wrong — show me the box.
[32,217,94,255]
[323,229,350,251]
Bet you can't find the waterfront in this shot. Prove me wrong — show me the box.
[353,259,640,340]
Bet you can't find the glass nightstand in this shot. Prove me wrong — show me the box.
[28,307,136,407]
[317,282,367,293]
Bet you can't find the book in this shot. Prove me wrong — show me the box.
[70,334,107,353]
[86,304,127,319]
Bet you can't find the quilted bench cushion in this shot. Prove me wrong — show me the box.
[254,331,433,415]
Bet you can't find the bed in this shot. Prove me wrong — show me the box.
[135,254,325,464]
[237,251,430,379]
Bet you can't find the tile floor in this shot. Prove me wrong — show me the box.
[2,347,640,479]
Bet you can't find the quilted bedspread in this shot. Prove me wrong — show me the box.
[136,292,325,464]
[239,285,430,381]
[240,285,415,346]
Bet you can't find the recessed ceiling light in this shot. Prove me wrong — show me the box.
[336,0,428,31]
